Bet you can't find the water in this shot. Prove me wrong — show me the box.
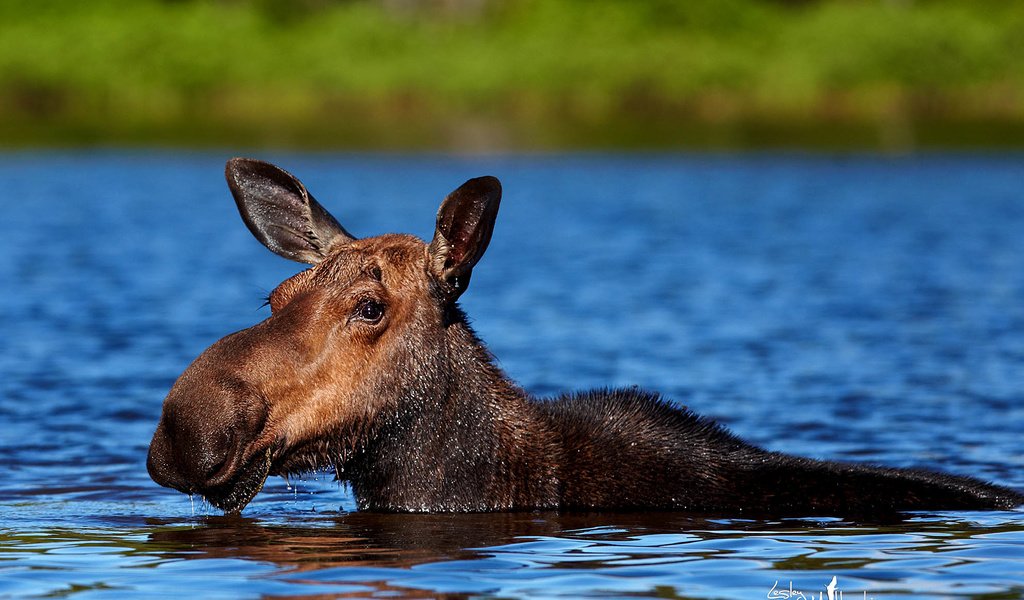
[2,151,1023,598]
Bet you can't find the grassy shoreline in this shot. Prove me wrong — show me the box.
[2,0,1023,150]
[7,112,1024,153]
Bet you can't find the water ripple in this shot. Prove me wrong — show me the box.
[1,152,1023,598]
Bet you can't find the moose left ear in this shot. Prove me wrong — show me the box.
[427,176,501,300]
[226,158,355,265]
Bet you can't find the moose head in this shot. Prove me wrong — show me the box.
[147,159,501,512]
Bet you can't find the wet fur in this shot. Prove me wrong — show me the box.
[149,160,1023,517]
[282,308,1023,516]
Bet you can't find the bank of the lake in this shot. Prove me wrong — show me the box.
[2,0,1024,150]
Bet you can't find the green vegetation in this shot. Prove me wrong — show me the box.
[2,0,1023,149]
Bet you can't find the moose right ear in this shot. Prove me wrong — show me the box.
[225,158,355,264]
[427,176,501,301]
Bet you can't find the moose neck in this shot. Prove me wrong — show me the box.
[344,309,561,512]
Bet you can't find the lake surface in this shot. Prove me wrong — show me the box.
[1,152,1023,598]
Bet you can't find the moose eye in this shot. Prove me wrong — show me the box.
[355,299,386,323]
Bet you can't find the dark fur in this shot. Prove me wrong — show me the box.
[291,308,1023,516]
[149,160,1023,517]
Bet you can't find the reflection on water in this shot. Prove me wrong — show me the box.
[1,152,1023,598]
[4,511,1024,598]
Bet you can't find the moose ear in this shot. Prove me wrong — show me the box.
[225,158,355,264]
[427,176,501,300]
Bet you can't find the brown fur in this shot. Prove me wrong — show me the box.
[147,159,1023,516]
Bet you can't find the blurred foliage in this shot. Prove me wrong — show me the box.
[1,0,1023,149]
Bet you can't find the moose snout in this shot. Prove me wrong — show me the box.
[147,377,269,496]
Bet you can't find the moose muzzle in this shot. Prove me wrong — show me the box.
[147,330,273,513]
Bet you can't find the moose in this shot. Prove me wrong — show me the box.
[147,158,1023,516]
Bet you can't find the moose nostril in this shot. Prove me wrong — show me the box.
[201,429,239,485]
[203,427,266,490]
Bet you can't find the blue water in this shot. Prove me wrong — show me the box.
[1,151,1023,598]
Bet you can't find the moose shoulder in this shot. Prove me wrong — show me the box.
[147,159,1023,516]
